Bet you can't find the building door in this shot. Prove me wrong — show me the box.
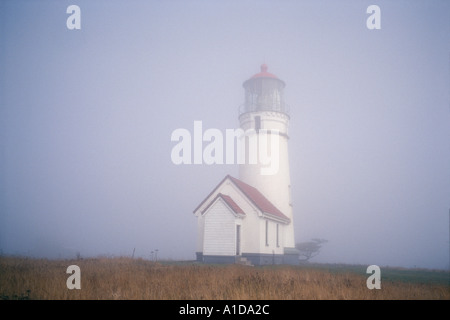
[236,225,241,256]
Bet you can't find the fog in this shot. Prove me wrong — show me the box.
[1,0,449,270]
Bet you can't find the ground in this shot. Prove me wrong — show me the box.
[0,256,448,300]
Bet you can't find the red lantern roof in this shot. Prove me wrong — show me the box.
[244,64,285,88]
[250,64,279,80]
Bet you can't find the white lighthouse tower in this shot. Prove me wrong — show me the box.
[238,64,295,249]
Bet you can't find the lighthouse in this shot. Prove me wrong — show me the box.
[193,64,298,265]
[238,64,295,249]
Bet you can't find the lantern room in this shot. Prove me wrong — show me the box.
[240,64,288,115]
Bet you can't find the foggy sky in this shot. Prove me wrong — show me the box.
[1,0,449,269]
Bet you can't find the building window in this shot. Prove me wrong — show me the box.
[255,116,261,133]
[276,224,280,247]
[265,220,269,246]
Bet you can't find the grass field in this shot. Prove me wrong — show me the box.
[0,256,448,300]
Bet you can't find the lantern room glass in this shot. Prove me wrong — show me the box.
[241,77,288,116]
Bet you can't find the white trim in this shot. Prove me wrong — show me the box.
[261,211,290,224]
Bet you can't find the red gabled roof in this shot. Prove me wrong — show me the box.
[208,193,245,215]
[193,175,290,223]
[228,176,290,222]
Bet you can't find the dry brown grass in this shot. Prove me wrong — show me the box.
[0,256,448,300]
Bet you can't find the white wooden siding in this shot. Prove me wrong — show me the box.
[196,214,204,253]
[203,199,236,256]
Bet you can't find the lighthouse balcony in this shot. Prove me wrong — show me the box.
[239,102,290,117]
